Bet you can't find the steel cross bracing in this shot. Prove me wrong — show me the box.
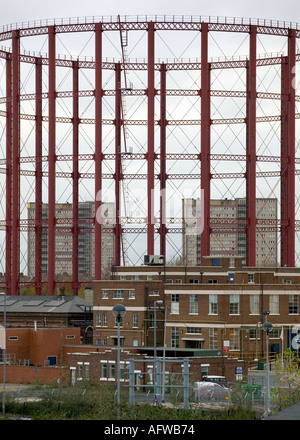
[0,16,299,293]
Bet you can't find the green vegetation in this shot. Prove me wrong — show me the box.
[271,348,300,411]
[1,382,258,420]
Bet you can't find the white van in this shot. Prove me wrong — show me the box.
[202,375,227,387]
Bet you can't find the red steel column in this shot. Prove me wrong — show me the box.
[114,63,122,266]
[12,30,20,294]
[5,54,12,295]
[281,29,296,267]
[48,26,56,295]
[72,60,79,294]
[147,21,155,255]
[35,58,43,295]
[246,25,257,267]
[95,22,103,279]
[200,23,211,264]
[159,63,167,259]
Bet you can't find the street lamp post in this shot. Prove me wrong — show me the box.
[112,304,126,406]
[262,311,273,417]
[154,300,163,401]
[0,292,6,416]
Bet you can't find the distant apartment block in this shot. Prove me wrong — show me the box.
[183,198,278,266]
[27,202,114,278]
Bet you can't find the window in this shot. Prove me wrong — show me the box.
[147,275,153,280]
[209,328,218,349]
[133,314,138,328]
[113,290,124,299]
[248,274,254,283]
[131,275,141,280]
[85,363,90,380]
[212,258,221,266]
[166,279,173,284]
[189,294,198,314]
[289,295,298,314]
[149,290,159,296]
[171,294,179,314]
[175,279,182,284]
[229,329,240,350]
[149,313,154,328]
[250,295,259,314]
[209,294,218,314]
[270,294,279,314]
[109,362,115,380]
[120,275,126,280]
[186,327,202,334]
[230,294,239,314]
[283,279,292,284]
[102,289,108,299]
[129,290,135,299]
[208,279,218,284]
[103,313,107,327]
[96,313,101,326]
[229,273,234,284]
[114,315,123,326]
[229,257,235,268]
[171,327,179,348]
[249,328,260,339]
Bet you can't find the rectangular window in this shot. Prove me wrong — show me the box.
[229,329,240,350]
[189,294,198,314]
[101,362,107,379]
[103,313,107,327]
[171,327,179,348]
[250,295,259,314]
[289,295,298,314]
[171,294,179,314]
[85,363,90,380]
[149,290,159,296]
[113,290,124,299]
[129,290,135,299]
[102,290,108,299]
[230,294,239,314]
[149,313,154,328]
[248,273,254,283]
[96,313,101,326]
[186,327,202,334]
[109,363,115,379]
[209,328,218,349]
[133,314,138,328]
[249,328,260,339]
[209,294,218,314]
[131,275,142,280]
[114,316,123,326]
[270,294,279,314]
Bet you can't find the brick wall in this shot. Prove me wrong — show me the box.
[0,364,69,385]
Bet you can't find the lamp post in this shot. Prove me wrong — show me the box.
[154,300,163,401]
[262,311,273,417]
[0,292,6,416]
[112,304,126,406]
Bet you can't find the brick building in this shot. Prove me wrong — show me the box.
[93,256,300,360]
[0,294,92,344]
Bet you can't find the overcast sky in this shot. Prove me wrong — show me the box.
[1,0,300,26]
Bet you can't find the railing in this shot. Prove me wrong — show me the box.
[1,14,300,34]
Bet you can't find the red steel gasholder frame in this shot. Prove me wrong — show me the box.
[0,16,299,294]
